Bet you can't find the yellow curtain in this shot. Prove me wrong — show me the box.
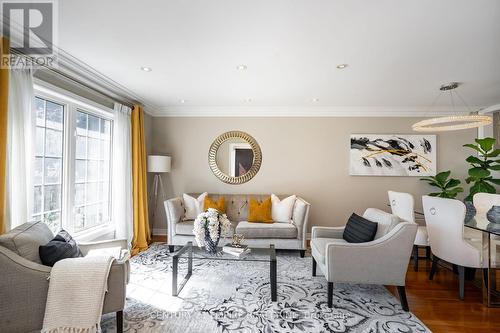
[131,105,150,255]
[0,37,10,234]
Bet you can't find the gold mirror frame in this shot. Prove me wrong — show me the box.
[208,130,262,184]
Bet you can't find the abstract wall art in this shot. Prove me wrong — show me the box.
[350,134,437,176]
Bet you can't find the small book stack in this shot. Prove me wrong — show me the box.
[222,243,251,258]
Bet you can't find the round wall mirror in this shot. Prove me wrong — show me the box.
[208,131,262,184]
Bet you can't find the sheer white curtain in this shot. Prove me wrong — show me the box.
[112,103,133,246]
[6,68,35,231]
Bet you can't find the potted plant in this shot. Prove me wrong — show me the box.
[462,137,500,220]
[420,171,464,199]
[193,208,232,254]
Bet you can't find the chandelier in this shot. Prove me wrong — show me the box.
[412,82,492,132]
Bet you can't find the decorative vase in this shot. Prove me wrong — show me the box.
[487,206,500,224]
[204,228,221,254]
[464,201,476,222]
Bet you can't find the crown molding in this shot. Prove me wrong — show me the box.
[149,105,477,117]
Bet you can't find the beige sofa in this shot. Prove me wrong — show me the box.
[164,194,310,256]
[0,222,129,333]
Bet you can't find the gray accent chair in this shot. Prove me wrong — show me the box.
[165,194,310,256]
[0,222,130,333]
[311,208,417,311]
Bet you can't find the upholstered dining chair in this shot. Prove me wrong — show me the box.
[388,191,430,271]
[473,193,500,262]
[311,208,417,311]
[422,196,486,300]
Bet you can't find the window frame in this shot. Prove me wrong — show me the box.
[33,80,115,241]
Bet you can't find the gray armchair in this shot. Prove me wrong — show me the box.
[0,222,129,333]
[311,208,417,311]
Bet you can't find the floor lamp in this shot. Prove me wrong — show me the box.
[147,155,171,234]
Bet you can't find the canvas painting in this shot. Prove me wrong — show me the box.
[350,134,437,176]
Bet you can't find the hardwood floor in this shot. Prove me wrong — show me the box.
[387,257,500,333]
[148,238,499,332]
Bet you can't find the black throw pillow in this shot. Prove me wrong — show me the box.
[39,229,83,267]
[342,213,378,243]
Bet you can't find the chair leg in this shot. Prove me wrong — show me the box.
[397,286,409,312]
[458,265,465,300]
[169,245,175,253]
[413,245,419,272]
[312,257,317,277]
[116,310,123,333]
[299,250,305,258]
[483,268,489,290]
[327,282,333,308]
[425,246,431,259]
[429,255,439,280]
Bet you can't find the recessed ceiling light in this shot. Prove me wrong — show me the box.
[312,98,319,103]
[179,99,186,104]
[245,98,252,102]
[141,66,152,72]
[236,65,247,70]
[336,64,348,69]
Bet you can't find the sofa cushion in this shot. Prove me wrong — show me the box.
[39,230,83,266]
[235,221,298,239]
[311,237,348,264]
[176,220,195,235]
[342,213,378,243]
[363,208,400,239]
[0,221,54,264]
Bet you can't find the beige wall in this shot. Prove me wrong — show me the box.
[148,116,476,233]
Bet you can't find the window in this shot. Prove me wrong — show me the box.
[33,97,64,232]
[31,89,113,235]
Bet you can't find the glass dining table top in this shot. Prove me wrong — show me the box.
[464,215,500,236]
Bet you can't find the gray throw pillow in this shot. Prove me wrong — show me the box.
[39,230,83,267]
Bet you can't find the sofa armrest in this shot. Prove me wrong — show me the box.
[311,226,345,239]
[165,197,184,238]
[0,246,51,332]
[324,222,417,285]
[102,259,129,314]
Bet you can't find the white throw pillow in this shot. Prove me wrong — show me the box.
[271,194,297,223]
[183,192,208,220]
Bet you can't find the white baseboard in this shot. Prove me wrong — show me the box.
[152,228,167,236]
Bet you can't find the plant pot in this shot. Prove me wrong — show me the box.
[464,201,476,222]
[487,206,500,224]
[204,228,220,254]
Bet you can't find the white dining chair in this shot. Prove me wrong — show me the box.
[473,193,500,263]
[422,195,486,300]
[389,191,430,271]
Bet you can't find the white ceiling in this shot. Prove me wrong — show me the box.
[57,0,500,115]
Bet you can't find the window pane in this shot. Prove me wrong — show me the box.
[46,101,64,130]
[100,202,110,223]
[87,160,98,181]
[86,182,98,202]
[88,138,100,160]
[74,183,85,206]
[88,115,100,138]
[101,119,111,139]
[100,140,110,160]
[44,185,61,211]
[99,161,109,182]
[98,181,109,202]
[45,129,62,157]
[44,158,62,184]
[86,204,99,227]
[44,212,61,234]
[75,160,86,182]
[75,135,87,159]
[33,186,42,214]
[34,157,43,185]
[76,112,87,136]
[75,206,85,231]
[35,97,45,127]
[35,127,45,156]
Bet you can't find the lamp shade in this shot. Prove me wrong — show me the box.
[147,155,171,173]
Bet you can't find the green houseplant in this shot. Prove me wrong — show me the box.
[420,170,464,199]
[463,137,500,201]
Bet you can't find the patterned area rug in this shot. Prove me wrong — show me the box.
[101,243,430,333]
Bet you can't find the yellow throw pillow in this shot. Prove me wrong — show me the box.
[204,196,226,213]
[248,197,273,223]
